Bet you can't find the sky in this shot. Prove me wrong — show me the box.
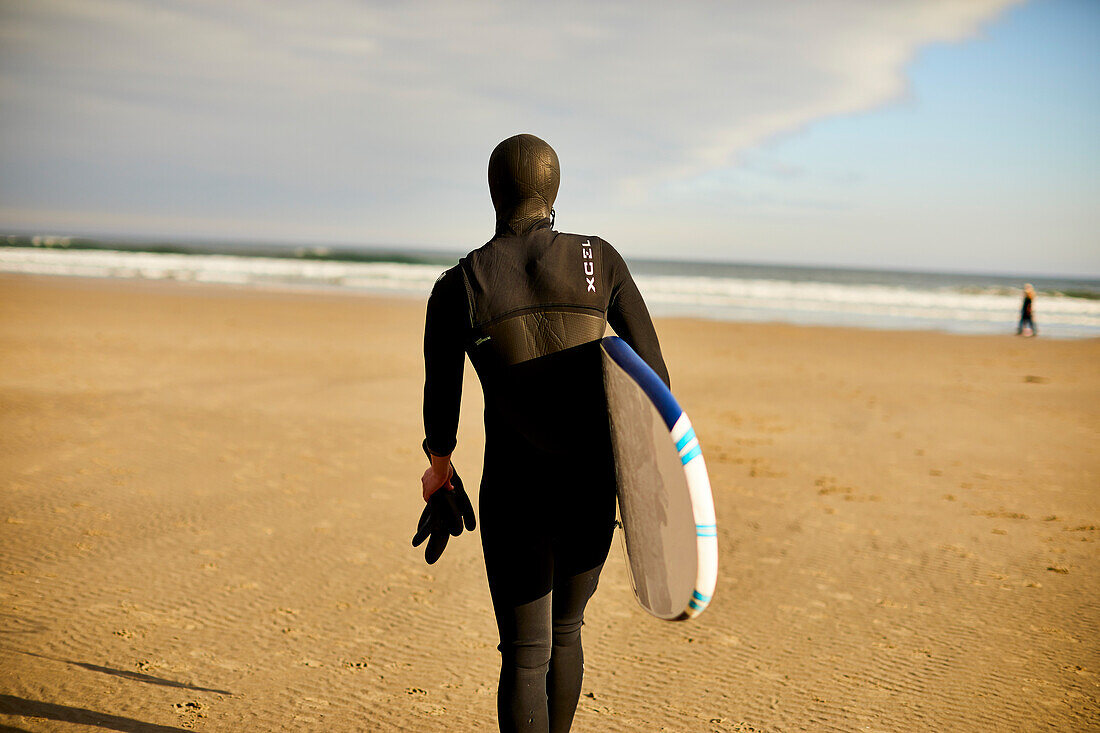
[0,0,1097,276]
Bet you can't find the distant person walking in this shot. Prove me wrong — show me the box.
[1017,283,1037,336]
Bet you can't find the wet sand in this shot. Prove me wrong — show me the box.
[1,274,1097,731]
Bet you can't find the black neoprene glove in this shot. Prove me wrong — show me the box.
[412,441,476,564]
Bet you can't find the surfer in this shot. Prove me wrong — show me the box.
[420,133,669,733]
[1016,283,1037,336]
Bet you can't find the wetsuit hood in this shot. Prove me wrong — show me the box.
[488,133,560,236]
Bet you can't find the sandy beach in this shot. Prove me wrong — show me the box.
[1,273,1097,731]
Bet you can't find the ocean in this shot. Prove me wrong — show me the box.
[3,235,1099,339]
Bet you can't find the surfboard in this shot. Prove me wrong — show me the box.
[600,336,718,620]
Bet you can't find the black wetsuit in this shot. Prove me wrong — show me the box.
[1017,294,1036,335]
[423,220,668,733]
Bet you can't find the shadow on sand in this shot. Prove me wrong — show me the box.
[11,650,232,695]
[0,695,192,732]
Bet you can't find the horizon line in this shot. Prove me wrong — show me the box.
[3,229,1097,283]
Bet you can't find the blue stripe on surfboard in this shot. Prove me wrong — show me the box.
[689,598,706,611]
[675,428,696,453]
[680,444,702,465]
[692,590,712,603]
[601,336,682,429]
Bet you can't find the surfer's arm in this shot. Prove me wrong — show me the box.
[422,267,466,459]
[604,243,671,388]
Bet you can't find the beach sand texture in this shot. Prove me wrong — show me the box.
[1,274,1097,731]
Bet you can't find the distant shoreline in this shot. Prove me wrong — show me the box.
[5,234,1100,285]
[5,244,1100,339]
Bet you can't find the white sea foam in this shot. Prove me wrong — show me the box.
[0,247,446,293]
[635,275,1100,328]
[2,247,1098,337]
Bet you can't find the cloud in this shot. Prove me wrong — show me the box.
[0,0,1020,243]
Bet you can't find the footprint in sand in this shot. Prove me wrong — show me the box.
[816,476,879,502]
[174,700,207,729]
[342,660,369,670]
[748,458,785,479]
[973,508,1029,520]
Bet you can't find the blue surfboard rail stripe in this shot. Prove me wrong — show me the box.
[675,427,696,453]
[688,598,706,611]
[601,336,683,430]
[680,444,702,465]
[692,590,712,603]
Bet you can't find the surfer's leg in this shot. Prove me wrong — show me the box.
[545,485,615,733]
[546,562,603,733]
[492,591,552,733]
[481,480,555,733]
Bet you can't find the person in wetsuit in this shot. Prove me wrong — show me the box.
[420,133,669,733]
[1017,283,1037,336]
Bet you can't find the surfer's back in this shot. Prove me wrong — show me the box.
[460,225,614,330]
[424,221,670,455]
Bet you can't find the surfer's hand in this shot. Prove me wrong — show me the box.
[421,442,454,501]
[413,442,476,564]
[412,467,476,564]
[421,462,453,501]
